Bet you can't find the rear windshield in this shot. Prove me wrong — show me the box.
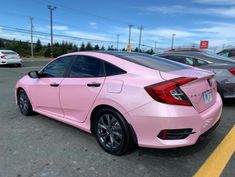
[111,52,189,72]
[1,51,17,55]
[204,53,235,63]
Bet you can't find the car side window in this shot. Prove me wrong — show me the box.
[229,50,235,57]
[195,58,210,66]
[69,56,105,78]
[168,56,193,65]
[104,61,127,76]
[184,57,194,65]
[40,56,74,78]
[219,51,229,57]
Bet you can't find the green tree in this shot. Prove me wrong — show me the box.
[34,39,43,53]
[80,43,86,51]
[0,39,4,49]
[85,42,93,51]
[134,47,139,52]
[101,46,105,50]
[94,44,100,50]
[107,45,114,51]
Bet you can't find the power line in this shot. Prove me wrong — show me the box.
[0,25,154,49]
[39,0,135,26]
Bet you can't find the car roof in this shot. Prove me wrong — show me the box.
[62,51,190,72]
[159,51,235,64]
[0,50,15,52]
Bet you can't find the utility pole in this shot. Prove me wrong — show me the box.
[171,33,176,50]
[48,5,56,58]
[154,41,157,53]
[127,25,133,52]
[116,34,120,51]
[30,16,34,57]
[138,26,143,52]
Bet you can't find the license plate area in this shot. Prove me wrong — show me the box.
[203,90,213,104]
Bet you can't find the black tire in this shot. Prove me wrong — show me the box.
[94,108,132,155]
[217,86,224,100]
[16,63,22,67]
[17,89,33,116]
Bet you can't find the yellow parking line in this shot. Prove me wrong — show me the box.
[194,125,235,177]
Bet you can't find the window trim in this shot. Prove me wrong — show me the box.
[39,55,75,78]
[103,60,127,77]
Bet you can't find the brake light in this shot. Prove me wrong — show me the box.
[144,77,197,106]
[0,55,7,59]
[229,68,235,75]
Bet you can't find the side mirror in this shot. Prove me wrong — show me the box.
[28,71,39,79]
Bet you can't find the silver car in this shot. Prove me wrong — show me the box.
[0,50,22,66]
[157,51,235,99]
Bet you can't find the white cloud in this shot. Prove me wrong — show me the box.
[64,30,110,41]
[89,22,97,29]
[89,22,96,26]
[194,0,235,5]
[145,29,199,39]
[141,5,235,18]
[52,25,69,31]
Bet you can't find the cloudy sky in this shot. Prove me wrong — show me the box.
[0,0,235,50]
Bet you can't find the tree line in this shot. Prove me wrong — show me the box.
[0,38,154,57]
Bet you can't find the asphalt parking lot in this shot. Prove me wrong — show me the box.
[0,60,234,177]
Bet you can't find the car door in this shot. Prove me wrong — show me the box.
[60,55,105,122]
[28,56,74,117]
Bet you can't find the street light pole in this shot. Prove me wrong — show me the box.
[154,41,157,53]
[48,5,56,58]
[138,26,143,52]
[171,34,176,50]
[29,16,34,57]
[127,25,133,52]
[116,34,120,51]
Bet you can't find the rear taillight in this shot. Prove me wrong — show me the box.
[0,55,7,59]
[145,77,197,106]
[229,68,235,75]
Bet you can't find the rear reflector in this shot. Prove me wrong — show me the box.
[158,129,194,140]
[229,68,235,75]
[145,77,197,106]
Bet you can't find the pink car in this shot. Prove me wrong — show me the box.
[15,52,222,155]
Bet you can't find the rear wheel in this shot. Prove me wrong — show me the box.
[16,63,22,67]
[17,89,33,116]
[94,108,131,155]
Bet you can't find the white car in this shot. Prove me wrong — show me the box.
[0,50,22,66]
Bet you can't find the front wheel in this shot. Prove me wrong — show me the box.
[17,89,33,116]
[94,108,132,155]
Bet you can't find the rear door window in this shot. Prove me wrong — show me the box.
[68,56,105,78]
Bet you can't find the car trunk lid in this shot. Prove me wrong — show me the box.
[160,68,217,113]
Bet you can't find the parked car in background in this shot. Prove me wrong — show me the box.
[157,50,235,99]
[217,48,235,59]
[16,51,222,155]
[0,50,22,67]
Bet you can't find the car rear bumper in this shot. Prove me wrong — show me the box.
[126,93,223,149]
[0,58,22,65]
[220,82,235,98]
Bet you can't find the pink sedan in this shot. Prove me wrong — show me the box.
[15,52,222,155]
